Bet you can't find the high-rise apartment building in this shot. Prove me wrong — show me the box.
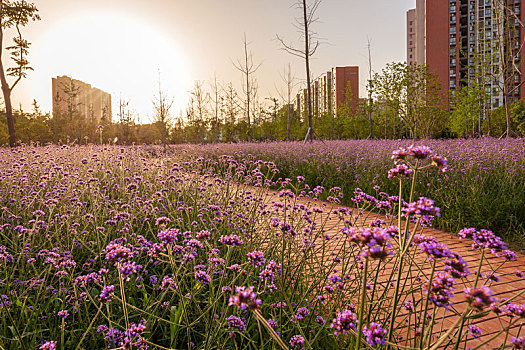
[294,66,359,117]
[331,66,359,115]
[408,0,525,108]
[52,76,112,123]
[407,9,418,65]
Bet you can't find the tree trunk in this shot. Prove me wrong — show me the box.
[286,104,291,141]
[1,83,16,147]
[303,0,313,142]
[0,21,16,147]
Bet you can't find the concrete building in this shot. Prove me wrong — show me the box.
[408,0,525,108]
[318,71,332,114]
[52,76,112,123]
[407,9,418,65]
[293,66,359,118]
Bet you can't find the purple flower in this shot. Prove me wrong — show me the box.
[388,164,413,178]
[458,228,508,253]
[363,322,388,346]
[330,309,358,335]
[39,341,57,350]
[289,334,305,349]
[511,336,525,349]
[418,240,452,260]
[194,270,211,285]
[99,285,115,302]
[408,145,433,160]
[196,230,211,240]
[226,315,246,334]
[403,197,440,218]
[219,234,243,246]
[444,253,470,278]
[246,250,265,266]
[160,275,178,290]
[155,216,171,226]
[0,246,13,264]
[467,325,482,339]
[118,261,142,281]
[464,285,495,311]
[391,148,409,162]
[293,307,310,321]
[57,309,69,319]
[158,228,180,245]
[345,227,392,260]
[425,272,455,309]
[229,286,261,311]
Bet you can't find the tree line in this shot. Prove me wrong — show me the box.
[2,60,525,146]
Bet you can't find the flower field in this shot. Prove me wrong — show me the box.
[179,138,525,244]
[0,143,524,349]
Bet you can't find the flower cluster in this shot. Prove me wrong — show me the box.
[425,272,456,309]
[229,286,261,311]
[363,322,388,346]
[330,309,358,335]
[345,227,392,260]
[464,285,495,311]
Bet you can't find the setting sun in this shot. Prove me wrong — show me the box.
[29,11,191,122]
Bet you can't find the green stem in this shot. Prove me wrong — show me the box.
[453,249,485,350]
[355,256,370,350]
[419,259,436,349]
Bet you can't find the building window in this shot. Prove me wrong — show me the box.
[450,37,457,45]
[450,27,456,34]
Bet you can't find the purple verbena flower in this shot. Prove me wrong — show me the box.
[330,309,358,335]
[464,285,495,311]
[363,322,388,346]
[229,286,261,311]
[289,334,305,349]
[246,250,265,266]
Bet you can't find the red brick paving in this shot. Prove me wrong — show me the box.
[261,189,525,349]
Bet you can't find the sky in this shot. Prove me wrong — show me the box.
[7,0,415,123]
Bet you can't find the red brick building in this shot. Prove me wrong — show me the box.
[294,66,360,118]
[408,0,525,108]
[331,66,359,115]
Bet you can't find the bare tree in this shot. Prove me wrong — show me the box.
[233,33,261,142]
[0,0,39,147]
[221,82,240,142]
[491,0,524,138]
[152,72,173,148]
[277,0,322,143]
[276,64,298,140]
[209,74,222,143]
[189,80,209,142]
[366,37,374,139]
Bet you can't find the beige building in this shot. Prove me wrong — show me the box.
[52,76,112,124]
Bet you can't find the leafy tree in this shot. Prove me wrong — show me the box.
[372,62,446,139]
[510,98,525,136]
[0,0,39,147]
[450,83,485,137]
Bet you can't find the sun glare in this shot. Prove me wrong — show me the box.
[32,12,191,122]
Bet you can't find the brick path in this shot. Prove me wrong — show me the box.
[261,189,525,350]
